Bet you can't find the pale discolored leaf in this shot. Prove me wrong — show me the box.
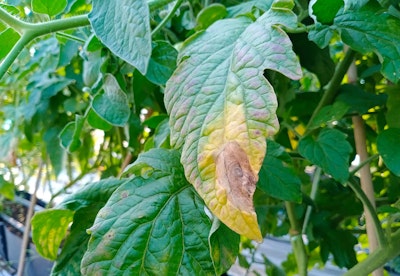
[165,7,301,240]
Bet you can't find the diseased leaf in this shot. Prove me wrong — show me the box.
[92,74,130,126]
[258,140,302,202]
[51,206,102,275]
[81,149,218,275]
[32,0,67,16]
[89,0,151,74]
[298,128,352,183]
[165,7,301,241]
[377,128,400,176]
[31,209,75,260]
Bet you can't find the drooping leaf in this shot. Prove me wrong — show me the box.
[0,175,15,200]
[209,218,240,275]
[81,149,218,275]
[258,140,302,202]
[92,74,130,126]
[310,0,344,25]
[44,127,65,177]
[377,128,400,176]
[165,7,301,241]
[87,108,112,131]
[32,0,67,16]
[298,128,352,183]
[309,2,400,82]
[0,28,20,60]
[51,206,102,275]
[32,209,75,260]
[336,84,387,115]
[89,0,151,74]
[145,41,178,85]
[59,115,85,152]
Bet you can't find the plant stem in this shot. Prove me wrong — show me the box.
[350,154,379,176]
[346,178,387,248]
[302,166,322,234]
[344,229,400,276]
[285,201,308,276]
[0,12,89,80]
[305,49,356,132]
[17,161,44,276]
[151,0,184,36]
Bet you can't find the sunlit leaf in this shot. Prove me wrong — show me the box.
[0,28,20,60]
[32,0,67,16]
[0,175,15,200]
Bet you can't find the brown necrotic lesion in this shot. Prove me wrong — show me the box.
[215,141,257,212]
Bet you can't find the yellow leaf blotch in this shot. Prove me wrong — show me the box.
[196,103,266,242]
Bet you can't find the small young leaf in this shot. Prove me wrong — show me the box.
[145,41,178,85]
[299,128,352,183]
[89,0,151,74]
[377,128,400,176]
[59,115,85,152]
[31,209,75,260]
[196,3,227,31]
[31,0,67,16]
[92,74,130,126]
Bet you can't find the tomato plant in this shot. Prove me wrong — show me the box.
[1,0,400,275]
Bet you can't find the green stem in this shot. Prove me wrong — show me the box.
[344,229,400,276]
[0,13,90,80]
[0,6,29,32]
[285,201,308,276]
[305,49,356,133]
[151,0,184,36]
[302,166,322,234]
[346,178,387,247]
[349,154,379,176]
[56,31,86,43]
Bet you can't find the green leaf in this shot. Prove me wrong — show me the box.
[343,0,368,10]
[0,28,20,60]
[51,206,102,275]
[209,219,240,275]
[336,84,387,115]
[32,0,67,16]
[153,119,170,148]
[165,8,301,240]
[310,2,400,82]
[0,175,15,200]
[289,32,335,86]
[385,86,400,128]
[59,115,85,152]
[32,209,75,260]
[92,74,130,126]
[44,127,65,177]
[81,149,217,275]
[310,0,344,25]
[196,4,227,31]
[89,0,151,74]
[0,132,15,163]
[145,41,178,85]
[308,101,349,129]
[299,128,352,183]
[258,140,302,202]
[227,0,274,17]
[87,108,112,131]
[377,128,400,176]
